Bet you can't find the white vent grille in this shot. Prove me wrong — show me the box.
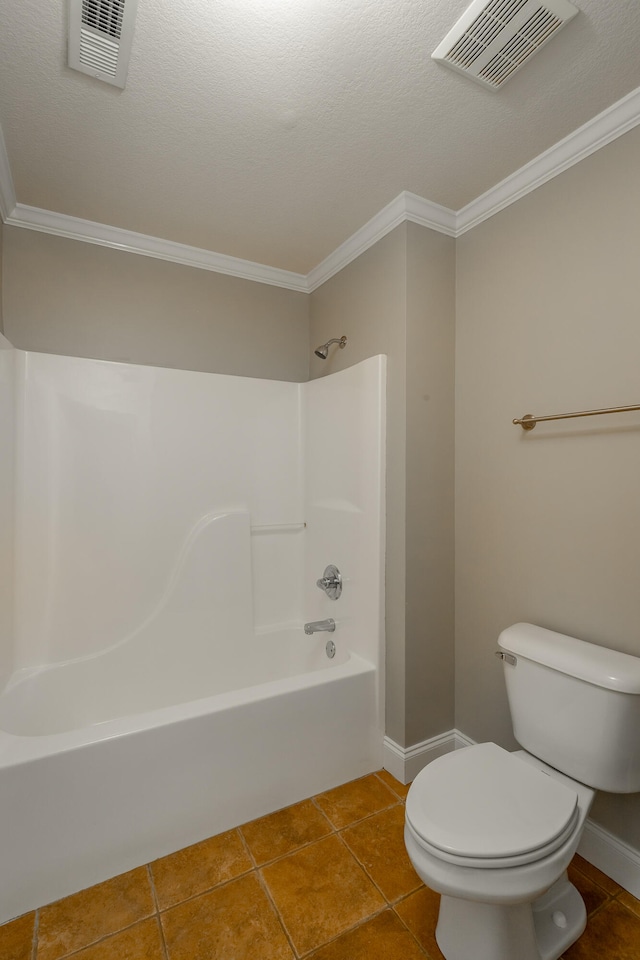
[82,0,125,39]
[68,0,139,88]
[432,0,579,90]
[78,28,120,77]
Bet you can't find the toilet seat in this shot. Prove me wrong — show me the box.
[405,743,580,869]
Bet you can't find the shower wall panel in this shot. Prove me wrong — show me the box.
[303,356,386,704]
[12,353,303,670]
[8,350,385,684]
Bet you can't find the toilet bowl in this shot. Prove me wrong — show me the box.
[404,743,595,960]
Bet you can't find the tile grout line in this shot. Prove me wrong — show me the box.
[568,858,635,926]
[309,794,341,832]
[571,858,623,896]
[154,867,255,916]
[332,825,425,914]
[239,797,339,871]
[253,870,300,958]
[260,824,407,959]
[390,885,428,909]
[236,827,300,959]
[31,910,39,960]
[243,784,405,959]
[235,825,259,871]
[145,821,257,918]
[245,829,335,869]
[44,915,158,960]
[311,794,401,831]
[334,828,392,905]
[149,791,411,955]
[391,903,435,959]
[355,776,432,957]
[337,814,424,908]
[297,904,393,959]
[586,893,623,923]
[146,864,170,960]
[240,792,403,885]
[612,889,640,917]
[373,770,409,802]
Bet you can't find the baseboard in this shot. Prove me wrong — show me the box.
[384,729,640,898]
[578,819,640,900]
[383,729,473,784]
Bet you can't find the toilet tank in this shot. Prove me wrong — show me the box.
[498,623,640,793]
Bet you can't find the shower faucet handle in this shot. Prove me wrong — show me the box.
[316,565,342,600]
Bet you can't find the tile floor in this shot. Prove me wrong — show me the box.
[3,769,640,960]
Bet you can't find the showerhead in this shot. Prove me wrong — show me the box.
[314,336,347,359]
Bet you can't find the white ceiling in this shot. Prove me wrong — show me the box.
[1,0,639,275]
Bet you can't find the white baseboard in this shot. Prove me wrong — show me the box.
[383,729,473,784]
[578,819,640,900]
[384,729,640,898]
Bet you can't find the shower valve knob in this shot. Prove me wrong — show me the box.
[316,565,342,600]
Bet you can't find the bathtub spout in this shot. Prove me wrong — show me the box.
[304,618,336,635]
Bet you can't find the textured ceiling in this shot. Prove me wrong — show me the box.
[1,0,639,274]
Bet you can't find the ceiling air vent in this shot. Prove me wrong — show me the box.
[432,0,579,90]
[68,0,140,88]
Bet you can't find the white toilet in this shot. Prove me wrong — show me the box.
[404,622,640,960]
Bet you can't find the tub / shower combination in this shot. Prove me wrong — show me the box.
[0,343,386,923]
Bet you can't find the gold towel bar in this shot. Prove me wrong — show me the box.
[514,403,640,431]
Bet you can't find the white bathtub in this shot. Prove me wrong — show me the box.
[0,630,380,924]
[0,352,386,924]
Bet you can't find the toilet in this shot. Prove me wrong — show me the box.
[404,622,640,960]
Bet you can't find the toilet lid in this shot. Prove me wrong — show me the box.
[405,743,579,862]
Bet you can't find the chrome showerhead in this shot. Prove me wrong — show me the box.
[314,336,347,359]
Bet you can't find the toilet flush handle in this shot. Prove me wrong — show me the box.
[495,650,517,666]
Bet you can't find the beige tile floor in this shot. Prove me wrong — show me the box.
[2,769,640,960]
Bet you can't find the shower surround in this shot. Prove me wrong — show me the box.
[0,337,385,922]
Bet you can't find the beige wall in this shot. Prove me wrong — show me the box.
[0,217,4,333]
[310,222,456,747]
[310,226,408,745]
[455,125,640,847]
[0,332,13,688]
[405,223,455,745]
[2,227,310,381]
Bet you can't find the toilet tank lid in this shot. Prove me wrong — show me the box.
[498,623,640,694]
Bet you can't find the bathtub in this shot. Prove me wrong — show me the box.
[0,352,386,923]
[0,629,380,924]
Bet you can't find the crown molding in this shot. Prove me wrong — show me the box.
[1,84,639,289]
[306,192,457,292]
[5,204,309,293]
[404,191,459,235]
[456,85,640,236]
[0,125,17,222]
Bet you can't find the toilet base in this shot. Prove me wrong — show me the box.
[435,873,587,960]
